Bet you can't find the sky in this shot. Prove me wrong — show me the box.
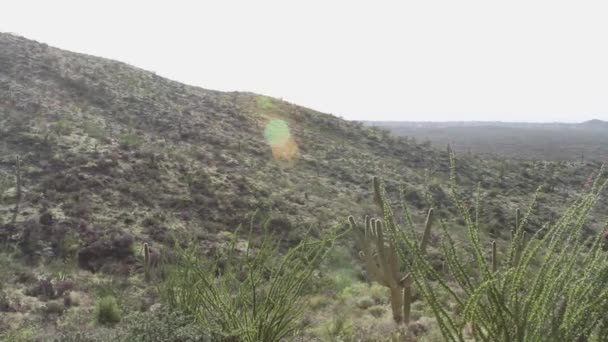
[2,0,608,122]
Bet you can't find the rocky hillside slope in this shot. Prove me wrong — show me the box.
[1,32,607,265]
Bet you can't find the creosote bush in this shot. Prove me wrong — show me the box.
[362,154,608,341]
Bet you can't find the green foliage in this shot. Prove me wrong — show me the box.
[161,214,344,342]
[367,155,608,341]
[52,117,73,136]
[0,328,36,342]
[118,132,143,149]
[323,315,354,342]
[118,309,221,342]
[331,268,357,294]
[256,96,277,112]
[82,120,106,140]
[95,295,122,326]
[0,286,10,311]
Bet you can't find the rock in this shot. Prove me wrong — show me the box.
[77,232,134,273]
[39,212,54,226]
[25,278,56,301]
[149,303,162,313]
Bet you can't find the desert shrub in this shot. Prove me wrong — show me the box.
[41,300,65,316]
[82,120,106,140]
[364,155,608,341]
[118,133,143,150]
[368,305,386,318]
[95,295,121,326]
[118,309,222,342]
[161,213,343,342]
[0,327,36,342]
[307,294,331,310]
[323,315,354,342]
[25,278,56,301]
[331,268,357,294]
[52,118,73,136]
[0,287,11,312]
[355,297,374,309]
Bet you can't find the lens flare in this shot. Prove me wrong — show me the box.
[264,119,299,161]
[264,119,291,146]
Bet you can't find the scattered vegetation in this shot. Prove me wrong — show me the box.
[95,295,122,326]
[1,33,608,341]
[162,215,343,342]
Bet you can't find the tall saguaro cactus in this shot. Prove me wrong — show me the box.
[143,242,151,282]
[349,207,434,324]
[11,157,22,225]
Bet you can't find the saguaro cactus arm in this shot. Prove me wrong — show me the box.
[348,207,435,325]
[351,216,387,286]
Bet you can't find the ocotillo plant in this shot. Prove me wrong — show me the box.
[349,195,434,324]
[368,153,608,342]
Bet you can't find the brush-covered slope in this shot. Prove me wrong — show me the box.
[1,31,606,261]
[0,33,448,243]
[1,33,607,339]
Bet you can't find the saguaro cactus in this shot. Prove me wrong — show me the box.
[11,157,22,225]
[349,207,434,324]
[143,242,152,282]
[143,242,161,282]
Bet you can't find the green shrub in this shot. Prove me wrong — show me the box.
[42,301,65,316]
[332,268,356,294]
[82,121,106,140]
[368,305,386,318]
[0,328,36,342]
[52,118,73,136]
[95,295,121,326]
[118,133,143,150]
[323,315,354,341]
[363,155,608,341]
[256,96,277,112]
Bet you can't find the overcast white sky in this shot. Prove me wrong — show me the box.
[2,1,608,122]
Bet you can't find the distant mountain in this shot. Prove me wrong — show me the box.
[369,119,608,161]
[580,119,608,128]
[366,120,608,130]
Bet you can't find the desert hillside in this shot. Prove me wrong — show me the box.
[1,33,608,341]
